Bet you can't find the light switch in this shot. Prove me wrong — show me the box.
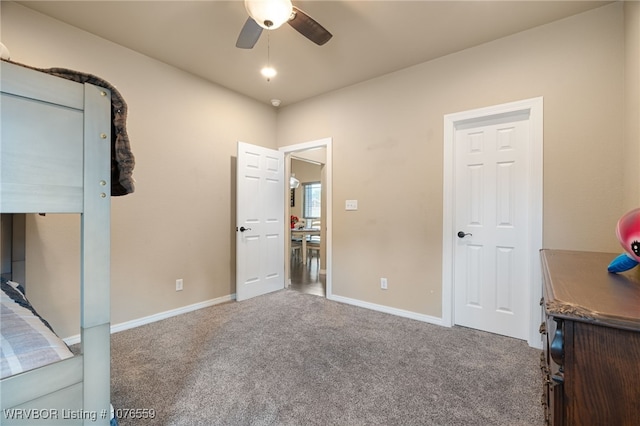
[345,200,358,211]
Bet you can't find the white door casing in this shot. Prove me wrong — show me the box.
[442,98,543,348]
[236,141,285,301]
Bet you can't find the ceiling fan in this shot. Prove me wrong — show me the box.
[236,0,333,49]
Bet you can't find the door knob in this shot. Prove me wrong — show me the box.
[457,231,472,238]
[239,226,252,232]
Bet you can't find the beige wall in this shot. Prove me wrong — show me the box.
[1,2,277,337]
[1,2,636,335]
[290,159,322,220]
[624,0,640,210]
[276,3,627,316]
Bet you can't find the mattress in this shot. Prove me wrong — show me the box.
[1,278,73,379]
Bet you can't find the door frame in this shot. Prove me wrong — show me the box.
[442,98,543,348]
[280,137,332,298]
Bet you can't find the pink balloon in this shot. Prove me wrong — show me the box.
[616,208,640,262]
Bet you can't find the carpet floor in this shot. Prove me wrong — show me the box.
[110,289,544,425]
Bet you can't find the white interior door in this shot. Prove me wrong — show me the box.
[236,141,285,301]
[453,112,532,340]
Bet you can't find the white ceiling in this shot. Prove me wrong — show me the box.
[19,1,610,107]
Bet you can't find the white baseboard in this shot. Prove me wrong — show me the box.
[63,292,445,345]
[328,294,446,327]
[63,293,236,345]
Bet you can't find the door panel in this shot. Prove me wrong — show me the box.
[236,142,285,301]
[454,114,529,339]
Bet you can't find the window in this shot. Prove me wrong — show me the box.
[303,182,321,219]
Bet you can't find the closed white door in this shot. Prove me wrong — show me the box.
[236,141,285,301]
[453,112,531,340]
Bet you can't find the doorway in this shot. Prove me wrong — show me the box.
[280,138,332,298]
[442,98,543,348]
[289,157,324,296]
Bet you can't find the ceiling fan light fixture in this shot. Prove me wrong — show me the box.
[245,0,293,30]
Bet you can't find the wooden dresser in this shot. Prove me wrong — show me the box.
[540,250,640,425]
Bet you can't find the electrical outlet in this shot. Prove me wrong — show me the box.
[176,278,183,291]
[380,277,388,290]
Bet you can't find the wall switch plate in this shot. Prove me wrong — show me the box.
[380,277,388,290]
[176,279,183,291]
[345,200,358,211]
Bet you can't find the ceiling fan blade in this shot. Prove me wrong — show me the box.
[288,6,332,46]
[236,17,263,49]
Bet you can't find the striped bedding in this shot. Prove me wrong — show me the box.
[1,279,73,379]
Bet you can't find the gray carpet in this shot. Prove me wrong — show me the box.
[110,289,544,425]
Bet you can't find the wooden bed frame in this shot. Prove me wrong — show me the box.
[1,60,112,425]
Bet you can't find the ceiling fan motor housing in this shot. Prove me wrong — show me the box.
[245,0,293,30]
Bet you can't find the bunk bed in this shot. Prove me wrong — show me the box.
[1,59,133,425]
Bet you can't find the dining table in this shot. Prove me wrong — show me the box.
[291,228,321,264]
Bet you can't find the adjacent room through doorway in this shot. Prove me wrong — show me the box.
[281,138,332,298]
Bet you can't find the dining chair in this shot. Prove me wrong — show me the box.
[291,239,302,262]
[308,219,321,244]
[307,240,320,266]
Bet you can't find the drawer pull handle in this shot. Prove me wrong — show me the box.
[550,318,564,366]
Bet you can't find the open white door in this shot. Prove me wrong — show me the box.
[236,141,285,301]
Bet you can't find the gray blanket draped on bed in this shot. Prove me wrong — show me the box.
[1,59,136,196]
